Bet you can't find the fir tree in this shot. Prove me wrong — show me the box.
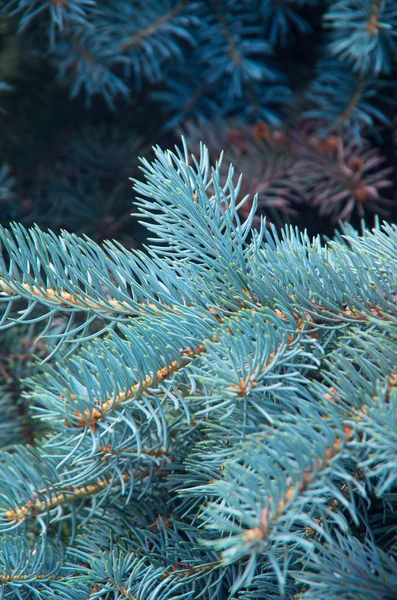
[0,140,396,598]
[1,0,397,234]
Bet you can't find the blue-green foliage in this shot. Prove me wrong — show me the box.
[304,58,393,130]
[2,0,397,248]
[258,0,316,46]
[3,0,96,47]
[311,0,397,131]
[0,1,292,122]
[324,0,397,75]
[0,141,396,597]
[3,0,397,131]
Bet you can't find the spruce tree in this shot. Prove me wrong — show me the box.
[0,141,396,598]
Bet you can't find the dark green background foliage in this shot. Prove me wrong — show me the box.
[1,0,397,239]
[0,1,397,598]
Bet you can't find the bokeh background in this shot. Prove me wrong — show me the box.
[1,0,397,249]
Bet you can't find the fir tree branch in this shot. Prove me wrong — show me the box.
[324,0,397,76]
[119,0,190,52]
[0,572,60,583]
[210,0,242,68]
[367,0,382,36]
[0,278,130,314]
[242,424,354,546]
[72,343,207,429]
[338,73,365,125]
[63,304,316,432]
[4,472,135,525]
[62,299,392,432]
